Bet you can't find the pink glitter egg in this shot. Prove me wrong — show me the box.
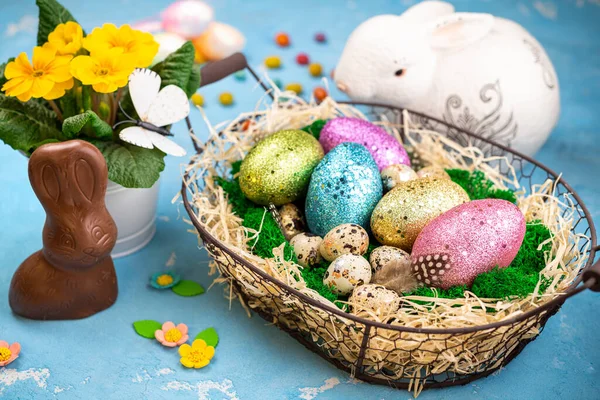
[411,199,526,289]
[319,117,410,171]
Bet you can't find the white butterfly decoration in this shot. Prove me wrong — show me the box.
[118,68,189,157]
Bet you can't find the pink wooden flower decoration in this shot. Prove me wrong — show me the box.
[0,341,21,367]
[154,322,189,347]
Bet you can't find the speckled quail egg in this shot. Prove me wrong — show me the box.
[290,233,323,267]
[417,166,450,180]
[323,254,372,295]
[350,284,401,315]
[319,223,369,262]
[381,164,418,191]
[369,246,411,272]
[278,203,306,239]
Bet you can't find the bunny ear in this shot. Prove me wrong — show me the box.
[400,0,455,22]
[428,13,495,51]
[29,147,63,206]
[68,140,108,206]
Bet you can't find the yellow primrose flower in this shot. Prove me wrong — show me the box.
[43,21,83,55]
[2,47,74,102]
[70,48,136,93]
[178,339,215,369]
[83,23,159,68]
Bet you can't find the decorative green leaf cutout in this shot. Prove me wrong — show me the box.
[36,0,81,46]
[172,280,205,297]
[133,320,162,339]
[0,94,64,154]
[89,140,165,188]
[63,110,113,139]
[151,41,195,95]
[194,327,219,348]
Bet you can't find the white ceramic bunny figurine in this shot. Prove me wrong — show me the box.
[334,1,560,156]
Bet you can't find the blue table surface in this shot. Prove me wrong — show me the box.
[0,0,599,399]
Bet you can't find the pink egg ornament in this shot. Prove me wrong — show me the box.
[319,117,410,171]
[411,199,526,289]
[162,0,214,39]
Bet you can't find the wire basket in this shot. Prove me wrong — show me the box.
[182,53,600,392]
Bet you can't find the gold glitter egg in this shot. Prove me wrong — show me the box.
[239,129,324,206]
[370,177,469,251]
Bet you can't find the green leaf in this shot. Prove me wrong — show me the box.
[90,140,166,188]
[36,0,80,46]
[59,92,78,119]
[133,320,162,339]
[0,58,15,88]
[151,41,195,95]
[171,280,205,297]
[194,327,219,348]
[0,94,64,154]
[63,110,112,139]
[185,64,201,98]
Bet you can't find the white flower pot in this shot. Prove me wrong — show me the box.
[105,179,160,258]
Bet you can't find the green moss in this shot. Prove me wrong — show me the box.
[214,176,255,217]
[242,207,296,262]
[446,168,517,203]
[301,119,327,140]
[231,160,242,176]
[408,285,467,299]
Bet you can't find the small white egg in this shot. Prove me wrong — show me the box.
[417,166,450,180]
[278,203,306,239]
[290,233,323,267]
[323,254,372,295]
[381,164,418,191]
[350,284,401,315]
[369,246,411,272]
[319,223,369,262]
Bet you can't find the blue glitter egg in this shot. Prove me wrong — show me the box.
[305,142,383,237]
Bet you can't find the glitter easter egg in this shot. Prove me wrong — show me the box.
[239,130,324,206]
[411,199,526,289]
[162,0,214,39]
[319,117,410,171]
[371,177,469,251]
[305,143,382,237]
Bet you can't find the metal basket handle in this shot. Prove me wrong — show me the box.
[185,53,273,153]
[583,245,600,291]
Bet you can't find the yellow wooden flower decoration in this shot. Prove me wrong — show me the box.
[43,21,83,55]
[178,339,215,369]
[83,23,159,68]
[70,48,136,93]
[2,47,73,102]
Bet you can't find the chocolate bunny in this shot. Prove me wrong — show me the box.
[9,140,118,320]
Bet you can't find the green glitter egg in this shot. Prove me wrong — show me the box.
[239,129,324,206]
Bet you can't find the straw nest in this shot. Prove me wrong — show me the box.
[182,85,590,395]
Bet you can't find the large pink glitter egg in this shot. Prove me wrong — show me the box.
[411,199,526,289]
[319,117,410,171]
